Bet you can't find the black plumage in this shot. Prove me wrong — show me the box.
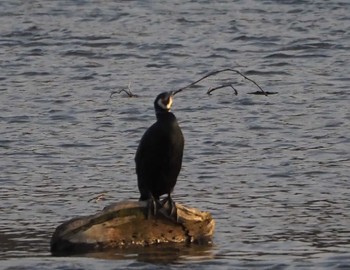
[135,92,184,208]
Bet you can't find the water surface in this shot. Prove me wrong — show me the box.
[1,0,349,269]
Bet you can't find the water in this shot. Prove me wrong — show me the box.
[1,0,349,269]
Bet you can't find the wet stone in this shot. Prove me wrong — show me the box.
[50,200,215,255]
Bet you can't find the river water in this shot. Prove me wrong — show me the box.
[1,0,349,269]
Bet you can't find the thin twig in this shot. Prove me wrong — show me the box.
[110,82,138,98]
[88,193,108,203]
[207,84,238,95]
[173,68,267,96]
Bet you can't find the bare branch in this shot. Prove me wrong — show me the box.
[110,82,138,98]
[108,68,274,100]
[207,84,238,95]
[88,193,108,203]
[173,68,268,96]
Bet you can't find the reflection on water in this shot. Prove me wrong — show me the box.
[79,244,214,264]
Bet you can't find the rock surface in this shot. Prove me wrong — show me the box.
[50,200,215,255]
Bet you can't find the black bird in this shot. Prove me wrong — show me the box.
[135,91,184,217]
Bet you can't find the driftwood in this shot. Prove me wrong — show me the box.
[50,200,215,255]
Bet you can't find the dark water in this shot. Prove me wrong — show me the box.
[1,0,349,269]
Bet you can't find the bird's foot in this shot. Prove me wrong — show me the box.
[145,195,161,219]
[142,194,178,221]
[160,195,178,222]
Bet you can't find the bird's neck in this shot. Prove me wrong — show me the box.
[156,111,176,122]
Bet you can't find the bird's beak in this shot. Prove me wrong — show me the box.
[166,94,173,110]
[161,92,173,110]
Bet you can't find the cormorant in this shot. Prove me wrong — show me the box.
[135,91,184,218]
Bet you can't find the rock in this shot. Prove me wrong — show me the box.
[50,200,215,255]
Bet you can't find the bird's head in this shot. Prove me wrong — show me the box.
[154,91,173,113]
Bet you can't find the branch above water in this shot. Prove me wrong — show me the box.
[109,68,278,98]
[110,82,138,98]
